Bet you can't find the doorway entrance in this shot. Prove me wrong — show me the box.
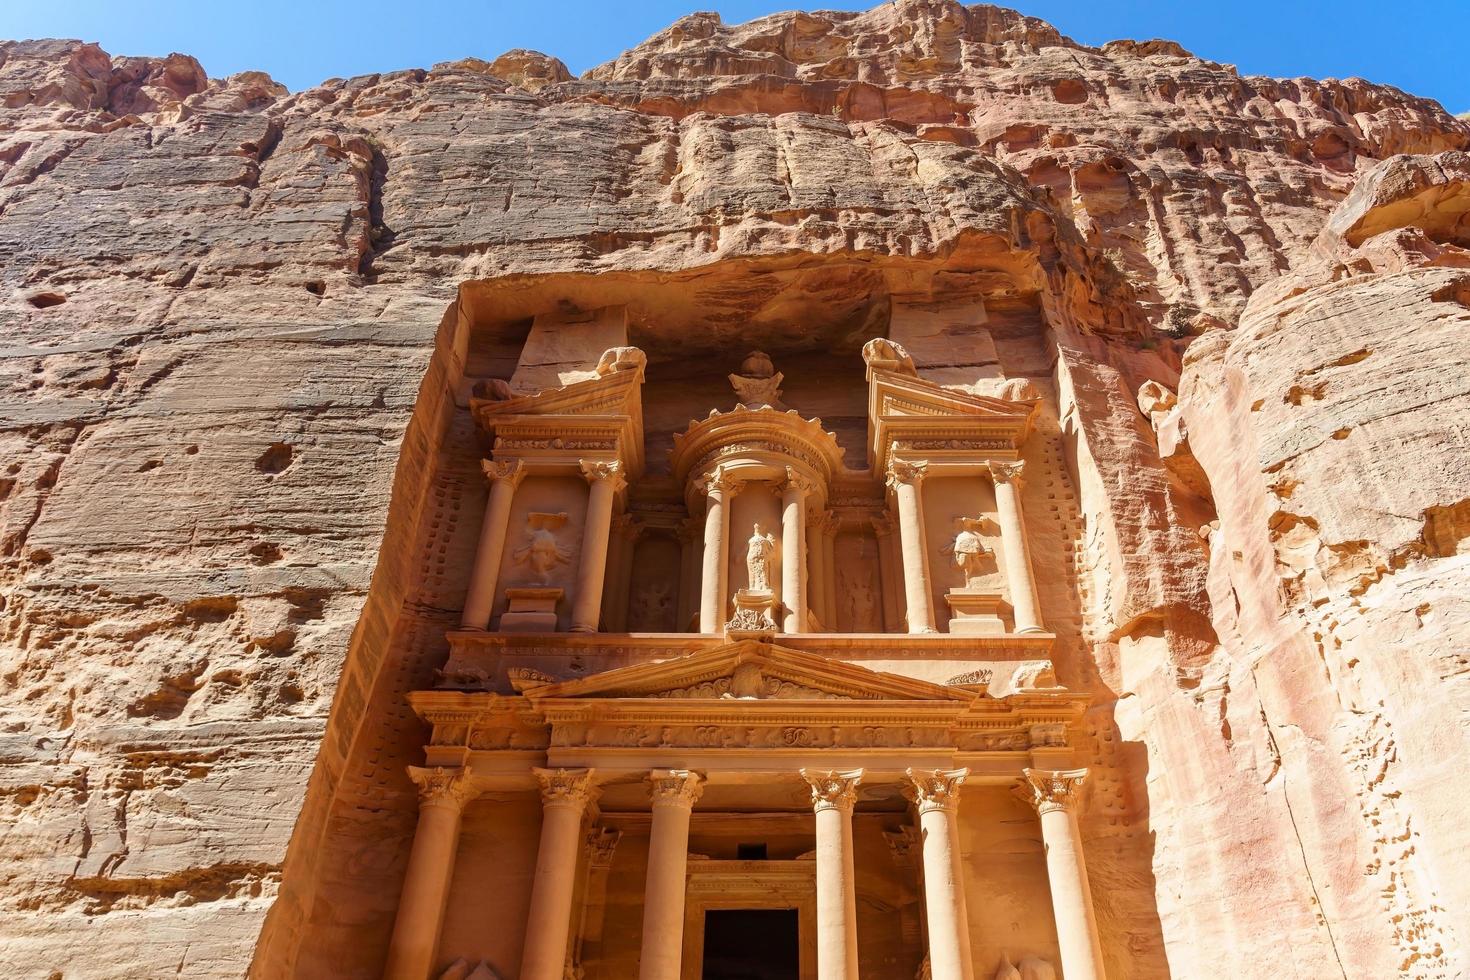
[701,908,800,979]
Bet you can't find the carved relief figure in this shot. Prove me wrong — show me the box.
[944,516,994,588]
[745,522,776,591]
[844,578,878,632]
[512,512,572,584]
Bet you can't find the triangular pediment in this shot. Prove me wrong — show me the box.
[867,369,1036,471]
[518,641,974,703]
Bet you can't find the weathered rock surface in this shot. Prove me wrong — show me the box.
[0,3,1467,978]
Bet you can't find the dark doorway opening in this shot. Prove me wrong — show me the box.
[702,908,800,979]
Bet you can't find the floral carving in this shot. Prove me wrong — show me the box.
[905,767,969,814]
[801,768,863,812]
[481,458,526,486]
[885,459,928,490]
[408,766,478,810]
[647,768,704,807]
[533,767,597,808]
[987,459,1025,487]
[1019,768,1088,815]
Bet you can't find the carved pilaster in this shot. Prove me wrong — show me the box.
[647,768,704,808]
[408,765,478,811]
[904,768,969,814]
[534,767,598,809]
[801,768,863,812]
[586,827,621,870]
[1019,767,1088,815]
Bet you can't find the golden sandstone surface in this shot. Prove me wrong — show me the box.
[0,2,1468,977]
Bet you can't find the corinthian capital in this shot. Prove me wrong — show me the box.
[1019,768,1087,815]
[904,767,969,814]
[482,457,526,487]
[987,459,1025,487]
[579,459,627,493]
[885,459,927,491]
[782,466,819,498]
[408,765,478,811]
[801,768,863,813]
[695,465,738,498]
[647,769,704,808]
[534,767,598,809]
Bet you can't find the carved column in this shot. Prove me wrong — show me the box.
[639,770,704,980]
[383,767,477,980]
[802,769,863,980]
[677,517,703,632]
[697,467,734,633]
[575,828,621,963]
[989,461,1045,634]
[906,768,975,980]
[522,768,598,980]
[887,460,936,633]
[781,468,814,633]
[871,516,901,633]
[807,511,830,630]
[461,459,525,630]
[570,461,626,633]
[1020,769,1105,980]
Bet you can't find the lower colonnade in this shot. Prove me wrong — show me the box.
[383,763,1105,980]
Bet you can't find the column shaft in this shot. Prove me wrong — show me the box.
[822,520,838,628]
[383,768,474,980]
[990,462,1044,634]
[460,460,523,630]
[521,769,597,980]
[888,462,935,633]
[781,471,811,633]
[803,769,863,980]
[907,769,974,980]
[638,770,703,980]
[570,462,624,633]
[698,469,732,633]
[1023,769,1105,980]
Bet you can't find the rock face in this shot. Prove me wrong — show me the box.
[0,4,1466,978]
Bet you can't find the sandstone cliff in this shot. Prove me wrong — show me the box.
[1,3,1467,977]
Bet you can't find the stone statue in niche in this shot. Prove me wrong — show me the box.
[630,581,675,632]
[746,523,777,590]
[728,350,788,410]
[842,575,878,632]
[512,512,572,584]
[944,516,995,588]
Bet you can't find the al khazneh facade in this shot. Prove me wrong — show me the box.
[382,314,1103,980]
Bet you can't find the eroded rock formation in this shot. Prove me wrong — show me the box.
[0,3,1467,977]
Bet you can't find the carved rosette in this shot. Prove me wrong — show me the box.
[408,765,478,811]
[533,767,598,810]
[694,464,738,499]
[904,767,969,814]
[482,457,526,487]
[801,768,863,813]
[1019,767,1088,815]
[987,459,1025,488]
[579,459,627,493]
[885,459,928,491]
[647,768,704,809]
[585,827,621,869]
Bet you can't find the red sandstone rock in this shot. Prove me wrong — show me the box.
[0,2,1467,978]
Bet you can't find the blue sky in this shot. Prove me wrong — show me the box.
[2,1,1465,113]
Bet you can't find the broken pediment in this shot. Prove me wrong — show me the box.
[514,640,975,703]
[867,366,1038,473]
